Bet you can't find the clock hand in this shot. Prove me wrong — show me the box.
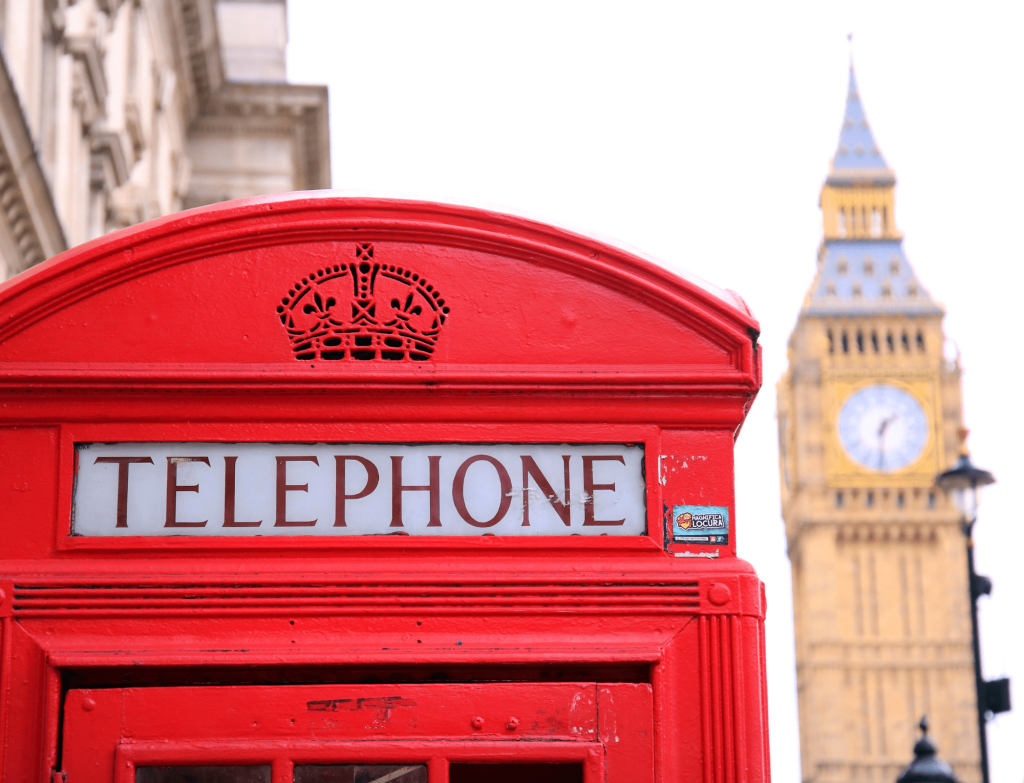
[877,413,898,469]
[877,413,898,438]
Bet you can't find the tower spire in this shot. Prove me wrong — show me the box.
[828,63,894,185]
[804,58,940,317]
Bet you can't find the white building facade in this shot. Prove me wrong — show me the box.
[0,0,329,279]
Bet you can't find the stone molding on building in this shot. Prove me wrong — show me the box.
[0,0,329,280]
[0,48,67,278]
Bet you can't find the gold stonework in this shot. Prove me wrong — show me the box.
[821,184,901,241]
[778,68,981,783]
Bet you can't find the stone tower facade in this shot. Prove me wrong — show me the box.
[778,68,981,783]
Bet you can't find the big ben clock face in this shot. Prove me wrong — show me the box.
[838,385,929,472]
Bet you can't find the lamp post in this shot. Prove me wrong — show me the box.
[896,716,958,783]
[935,442,1010,783]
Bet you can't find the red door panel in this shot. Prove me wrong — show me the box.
[119,683,596,741]
[62,682,653,782]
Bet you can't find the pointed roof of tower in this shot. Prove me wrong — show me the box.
[803,61,941,317]
[827,66,896,186]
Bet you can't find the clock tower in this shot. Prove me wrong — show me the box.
[778,67,982,783]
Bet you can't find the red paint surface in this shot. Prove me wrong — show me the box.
[0,195,767,782]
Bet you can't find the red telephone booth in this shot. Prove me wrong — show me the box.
[0,195,766,783]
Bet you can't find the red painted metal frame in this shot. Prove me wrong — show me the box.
[0,195,767,783]
[63,682,651,783]
[112,744,603,783]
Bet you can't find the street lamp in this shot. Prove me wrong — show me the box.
[935,438,1010,783]
[896,716,958,783]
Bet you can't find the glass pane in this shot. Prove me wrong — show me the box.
[449,764,583,783]
[135,767,272,783]
[294,766,428,783]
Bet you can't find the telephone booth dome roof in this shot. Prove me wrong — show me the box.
[0,194,760,396]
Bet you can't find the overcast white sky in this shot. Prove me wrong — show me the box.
[287,3,1024,780]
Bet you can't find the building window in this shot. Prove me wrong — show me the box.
[928,492,936,508]
[842,331,849,353]
[856,330,864,352]
[882,206,889,232]
[887,332,895,352]
[897,492,905,508]
[837,258,848,275]
[837,208,847,237]
[836,491,844,507]
[852,284,862,298]
[871,331,879,352]
[890,257,901,275]
[827,329,835,353]
[826,283,836,296]
[908,283,918,297]
[864,257,874,276]
[902,331,910,352]
[881,284,892,298]
[866,491,875,507]
[871,208,881,236]
[917,331,925,352]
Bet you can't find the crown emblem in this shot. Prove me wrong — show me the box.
[276,244,449,362]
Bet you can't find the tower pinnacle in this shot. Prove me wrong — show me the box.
[828,65,895,185]
[806,62,939,317]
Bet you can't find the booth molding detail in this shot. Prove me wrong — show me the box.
[7,574,764,619]
[11,580,701,616]
[697,613,770,783]
[0,363,754,393]
[0,196,761,391]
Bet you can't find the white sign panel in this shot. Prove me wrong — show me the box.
[73,443,646,537]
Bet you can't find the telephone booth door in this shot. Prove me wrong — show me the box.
[62,682,654,782]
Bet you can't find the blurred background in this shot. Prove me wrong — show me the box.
[285,4,1023,779]
[0,1,1019,781]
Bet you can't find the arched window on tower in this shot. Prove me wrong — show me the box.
[882,206,889,233]
[837,208,847,237]
[871,208,881,237]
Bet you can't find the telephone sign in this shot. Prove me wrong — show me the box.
[74,442,646,536]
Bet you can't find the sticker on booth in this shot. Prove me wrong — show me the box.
[672,505,729,545]
[73,443,646,537]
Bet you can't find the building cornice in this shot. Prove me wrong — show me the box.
[0,49,66,275]
[191,81,331,192]
[170,0,225,120]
